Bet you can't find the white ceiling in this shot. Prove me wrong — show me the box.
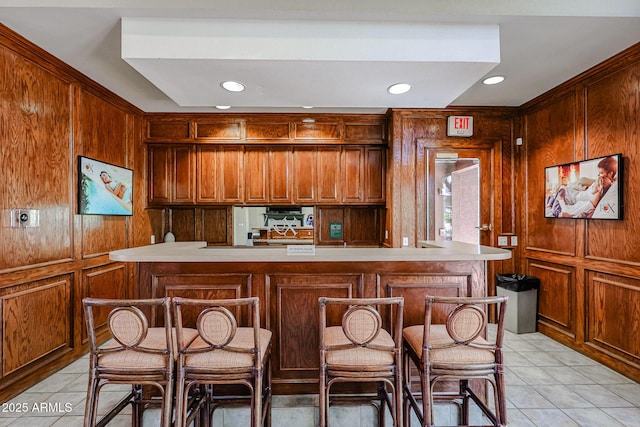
[2,0,640,113]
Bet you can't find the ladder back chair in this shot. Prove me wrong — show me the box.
[172,296,272,427]
[403,295,508,427]
[82,297,175,427]
[319,296,404,427]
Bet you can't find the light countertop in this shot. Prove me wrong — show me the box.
[109,241,511,263]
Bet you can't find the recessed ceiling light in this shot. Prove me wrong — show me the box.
[482,76,505,85]
[216,105,231,110]
[302,118,315,123]
[302,106,314,109]
[388,83,411,95]
[221,81,245,92]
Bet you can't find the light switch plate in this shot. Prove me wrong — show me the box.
[402,237,409,246]
[497,236,508,246]
[511,236,518,246]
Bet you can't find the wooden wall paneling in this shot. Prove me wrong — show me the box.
[586,271,640,368]
[317,147,342,203]
[527,260,575,337]
[584,63,640,264]
[316,207,345,246]
[268,274,360,382]
[269,147,292,203]
[244,147,269,203]
[348,207,382,246]
[292,146,316,203]
[523,93,578,255]
[172,145,195,203]
[170,208,197,241]
[201,207,232,246]
[196,145,219,202]
[1,275,72,375]
[219,146,244,203]
[83,263,128,342]
[382,274,471,327]
[0,43,74,270]
[155,273,251,326]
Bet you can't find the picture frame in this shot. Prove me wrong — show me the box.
[78,156,133,216]
[544,153,622,220]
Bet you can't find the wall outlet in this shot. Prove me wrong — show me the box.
[497,236,508,246]
[402,236,409,246]
[511,236,518,246]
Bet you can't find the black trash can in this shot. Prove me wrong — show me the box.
[496,274,540,334]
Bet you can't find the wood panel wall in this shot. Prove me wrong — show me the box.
[386,108,518,289]
[0,24,146,401]
[520,41,640,382]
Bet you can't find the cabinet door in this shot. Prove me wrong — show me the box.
[172,145,195,203]
[148,145,171,204]
[196,146,219,202]
[269,147,292,203]
[219,147,244,203]
[342,146,364,203]
[244,147,269,204]
[364,146,385,203]
[317,147,341,204]
[293,147,316,203]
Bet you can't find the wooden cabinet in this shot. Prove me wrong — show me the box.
[364,146,386,203]
[196,146,244,203]
[148,144,194,204]
[269,147,292,203]
[150,143,385,206]
[341,146,385,203]
[244,147,269,203]
[293,147,316,203]
[317,147,341,203]
[219,147,244,203]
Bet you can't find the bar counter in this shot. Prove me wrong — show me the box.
[111,241,510,394]
[110,240,511,263]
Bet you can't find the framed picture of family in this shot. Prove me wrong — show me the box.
[544,153,622,220]
[78,156,133,216]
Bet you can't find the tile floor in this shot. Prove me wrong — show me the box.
[1,327,639,426]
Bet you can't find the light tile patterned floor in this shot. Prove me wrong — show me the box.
[1,327,639,426]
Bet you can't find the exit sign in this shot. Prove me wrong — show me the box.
[447,116,473,137]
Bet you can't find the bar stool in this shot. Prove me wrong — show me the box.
[82,297,176,427]
[318,297,404,427]
[172,296,272,427]
[403,295,508,427]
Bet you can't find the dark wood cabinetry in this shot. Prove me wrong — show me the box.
[148,144,195,204]
[148,144,385,206]
[317,147,342,203]
[268,147,292,203]
[137,257,489,394]
[293,147,317,203]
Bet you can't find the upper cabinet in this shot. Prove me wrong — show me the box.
[148,144,195,204]
[196,146,244,203]
[145,115,387,207]
[341,146,386,204]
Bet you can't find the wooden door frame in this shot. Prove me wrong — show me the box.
[416,139,503,247]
